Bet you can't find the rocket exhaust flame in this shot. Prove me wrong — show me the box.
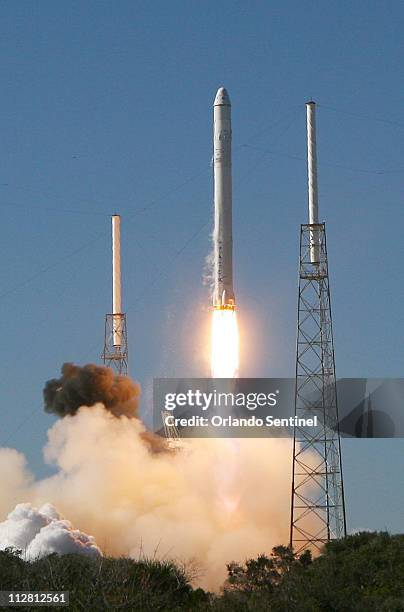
[211,308,239,378]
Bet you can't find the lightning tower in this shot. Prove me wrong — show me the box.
[102,214,128,375]
[290,102,346,554]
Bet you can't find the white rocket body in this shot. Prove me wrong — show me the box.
[213,87,235,310]
[112,215,122,347]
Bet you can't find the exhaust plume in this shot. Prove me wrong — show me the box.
[0,366,312,589]
[0,405,292,590]
[43,363,166,452]
[44,363,140,419]
[0,502,101,560]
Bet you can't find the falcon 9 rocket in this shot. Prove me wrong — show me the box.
[212,87,235,310]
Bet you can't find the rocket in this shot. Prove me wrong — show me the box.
[213,87,235,310]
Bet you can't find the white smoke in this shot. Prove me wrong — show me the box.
[203,243,215,293]
[0,502,101,560]
[0,405,291,589]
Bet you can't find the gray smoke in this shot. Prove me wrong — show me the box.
[43,363,141,419]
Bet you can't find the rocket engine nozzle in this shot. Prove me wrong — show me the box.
[213,289,236,311]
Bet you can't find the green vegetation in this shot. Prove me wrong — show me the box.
[0,550,208,611]
[1,532,403,611]
[216,532,404,611]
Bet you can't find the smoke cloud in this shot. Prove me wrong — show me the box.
[44,363,141,419]
[0,502,101,560]
[0,405,292,590]
[43,363,166,452]
[203,240,215,294]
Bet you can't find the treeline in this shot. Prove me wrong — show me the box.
[1,531,403,610]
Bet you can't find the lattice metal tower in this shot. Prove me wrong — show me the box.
[161,410,183,451]
[102,215,128,376]
[290,102,346,554]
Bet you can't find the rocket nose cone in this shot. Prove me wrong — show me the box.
[214,87,231,106]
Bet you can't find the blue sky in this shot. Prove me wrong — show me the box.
[0,1,403,533]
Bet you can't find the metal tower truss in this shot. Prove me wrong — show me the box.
[102,313,128,376]
[161,410,183,451]
[290,223,346,554]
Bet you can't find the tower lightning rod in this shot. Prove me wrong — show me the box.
[102,214,128,375]
[306,101,319,263]
[306,101,319,223]
[112,214,122,347]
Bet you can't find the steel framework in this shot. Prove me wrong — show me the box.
[290,223,346,554]
[102,313,128,376]
[161,410,183,451]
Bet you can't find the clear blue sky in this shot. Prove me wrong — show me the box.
[0,1,403,533]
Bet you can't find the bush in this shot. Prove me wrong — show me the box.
[1,532,403,611]
[0,552,195,611]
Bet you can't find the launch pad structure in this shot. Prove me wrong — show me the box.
[290,222,346,553]
[102,215,128,376]
[161,410,182,451]
[290,102,346,554]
